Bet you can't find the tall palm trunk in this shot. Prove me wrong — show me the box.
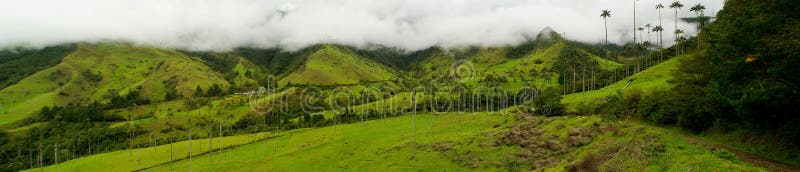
[695,12,701,49]
[658,11,664,62]
[644,28,652,68]
[604,19,609,47]
[632,0,637,75]
[604,18,610,84]
[675,9,679,55]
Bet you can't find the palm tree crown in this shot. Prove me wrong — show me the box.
[601,10,611,18]
[653,26,663,32]
[674,29,684,35]
[670,1,684,9]
[656,4,664,10]
[690,4,705,14]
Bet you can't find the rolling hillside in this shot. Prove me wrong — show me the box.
[279,45,400,86]
[560,51,701,112]
[0,43,229,126]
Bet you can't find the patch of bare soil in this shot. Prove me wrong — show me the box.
[495,115,614,170]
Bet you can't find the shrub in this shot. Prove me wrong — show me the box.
[712,148,737,161]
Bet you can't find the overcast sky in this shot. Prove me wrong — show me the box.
[0,0,723,51]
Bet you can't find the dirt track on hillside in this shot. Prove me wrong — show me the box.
[676,133,799,172]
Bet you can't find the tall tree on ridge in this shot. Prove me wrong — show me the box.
[690,3,705,49]
[656,3,665,62]
[645,24,652,67]
[632,0,638,76]
[652,25,664,61]
[637,26,645,72]
[670,1,684,55]
[600,9,613,81]
[601,10,612,47]
[674,29,685,54]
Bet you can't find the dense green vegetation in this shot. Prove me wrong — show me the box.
[576,0,800,164]
[0,45,75,89]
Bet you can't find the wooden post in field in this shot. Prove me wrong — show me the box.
[189,104,194,172]
[412,91,417,168]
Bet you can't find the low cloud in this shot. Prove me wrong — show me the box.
[0,0,723,51]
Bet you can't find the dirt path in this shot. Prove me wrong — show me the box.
[675,133,799,172]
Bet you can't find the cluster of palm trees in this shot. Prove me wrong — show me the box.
[600,1,705,73]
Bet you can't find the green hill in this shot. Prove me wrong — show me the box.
[279,45,400,86]
[560,51,701,112]
[0,43,229,126]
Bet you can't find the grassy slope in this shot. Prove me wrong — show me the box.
[230,58,260,88]
[33,113,762,171]
[23,132,280,172]
[0,43,229,126]
[486,42,565,75]
[408,48,454,79]
[484,42,565,90]
[317,92,425,119]
[145,113,518,171]
[408,47,509,81]
[590,53,624,71]
[560,51,700,112]
[279,45,398,86]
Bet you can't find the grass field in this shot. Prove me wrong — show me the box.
[28,112,763,171]
[24,132,280,172]
[142,112,519,171]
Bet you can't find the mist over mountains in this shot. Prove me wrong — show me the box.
[0,0,722,51]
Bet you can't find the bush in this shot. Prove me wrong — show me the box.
[535,87,564,116]
[637,89,677,124]
[712,148,737,161]
[81,70,103,82]
[106,89,151,109]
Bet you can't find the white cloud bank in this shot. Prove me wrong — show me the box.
[0,0,723,51]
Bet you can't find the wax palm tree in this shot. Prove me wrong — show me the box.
[632,0,638,47]
[656,3,665,26]
[690,4,705,49]
[601,10,612,47]
[674,29,685,54]
[652,25,664,61]
[645,24,652,43]
[670,1,684,55]
[637,26,644,71]
[600,9,612,81]
[656,3,665,61]
[645,24,652,67]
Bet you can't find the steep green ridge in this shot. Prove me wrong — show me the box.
[560,51,699,112]
[0,43,229,126]
[486,42,565,75]
[407,47,519,80]
[279,45,399,86]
